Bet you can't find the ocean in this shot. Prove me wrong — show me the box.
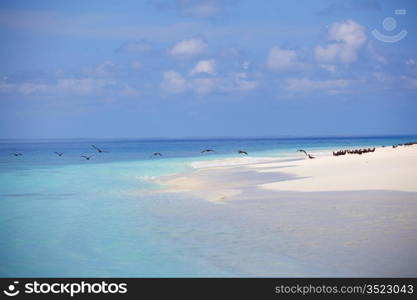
[1,135,416,277]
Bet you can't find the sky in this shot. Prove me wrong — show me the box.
[0,0,416,139]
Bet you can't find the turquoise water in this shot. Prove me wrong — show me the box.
[1,136,416,277]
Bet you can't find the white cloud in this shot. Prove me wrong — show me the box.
[266,47,304,71]
[286,78,351,93]
[161,70,215,94]
[367,41,387,64]
[0,82,50,95]
[84,61,116,77]
[315,20,366,63]
[232,72,258,91]
[168,38,207,57]
[328,19,366,47]
[0,81,50,95]
[161,70,258,95]
[405,59,417,76]
[161,71,189,93]
[19,83,50,95]
[119,85,140,96]
[373,72,391,83]
[56,78,116,95]
[315,44,341,62]
[191,78,216,94]
[0,77,139,97]
[190,59,215,75]
[319,64,337,73]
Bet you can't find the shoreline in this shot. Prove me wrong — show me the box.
[154,144,417,202]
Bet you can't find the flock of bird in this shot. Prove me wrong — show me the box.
[11,142,416,161]
[333,147,376,156]
[11,145,107,160]
[333,141,417,156]
[11,145,250,161]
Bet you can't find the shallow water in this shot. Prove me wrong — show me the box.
[1,135,416,276]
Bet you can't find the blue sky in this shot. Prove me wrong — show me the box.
[0,0,416,138]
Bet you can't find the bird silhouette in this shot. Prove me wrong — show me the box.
[54,152,64,156]
[11,153,23,156]
[238,150,248,155]
[81,155,93,160]
[201,149,216,153]
[92,145,109,153]
[297,149,315,159]
[151,152,163,157]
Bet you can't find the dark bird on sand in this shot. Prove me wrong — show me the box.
[81,155,93,160]
[54,152,64,156]
[238,150,248,155]
[151,152,163,157]
[92,145,109,153]
[11,153,23,156]
[297,149,315,159]
[201,149,216,153]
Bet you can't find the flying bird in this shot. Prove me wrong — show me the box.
[11,153,23,156]
[151,152,163,157]
[54,152,64,156]
[297,149,315,159]
[238,150,248,155]
[81,155,93,160]
[92,145,109,153]
[201,149,216,153]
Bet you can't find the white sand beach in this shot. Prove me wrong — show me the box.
[157,144,417,201]
[153,144,417,276]
[257,144,417,193]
